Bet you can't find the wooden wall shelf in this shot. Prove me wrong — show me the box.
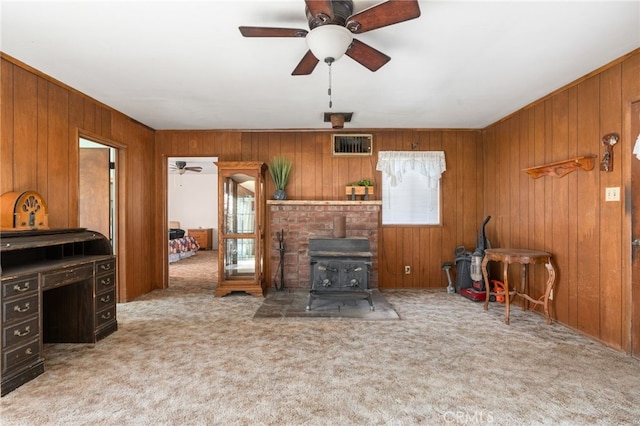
[522,155,596,179]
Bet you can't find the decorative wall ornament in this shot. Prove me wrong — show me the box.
[600,133,619,172]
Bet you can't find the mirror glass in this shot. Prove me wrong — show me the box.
[223,173,255,234]
[224,238,256,279]
[222,172,256,279]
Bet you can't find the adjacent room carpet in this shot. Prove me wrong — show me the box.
[2,250,640,425]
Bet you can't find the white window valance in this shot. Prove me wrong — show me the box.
[376,151,446,188]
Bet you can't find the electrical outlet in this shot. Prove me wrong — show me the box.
[605,187,620,202]
[404,265,411,274]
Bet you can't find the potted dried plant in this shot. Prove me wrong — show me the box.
[269,156,292,200]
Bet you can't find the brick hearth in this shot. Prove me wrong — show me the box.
[268,201,381,289]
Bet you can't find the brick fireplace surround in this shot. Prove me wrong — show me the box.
[268,201,381,289]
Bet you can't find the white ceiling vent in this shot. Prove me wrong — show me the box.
[332,134,373,156]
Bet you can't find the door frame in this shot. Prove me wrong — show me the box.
[78,129,128,303]
[629,101,640,357]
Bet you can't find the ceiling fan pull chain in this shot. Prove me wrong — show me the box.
[328,61,333,108]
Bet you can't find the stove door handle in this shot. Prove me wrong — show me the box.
[318,265,337,272]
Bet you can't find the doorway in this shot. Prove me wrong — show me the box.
[78,135,128,301]
[631,101,640,358]
[79,138,117,246]
[166,156,218,290]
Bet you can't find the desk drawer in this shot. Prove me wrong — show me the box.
[2,274,38,299]
[3,294,39,323]
[95,273,115,294]
[2,338,40,373]
[42,264,93,289]
[95,258,115,276]
[3,317,39,349]
[96,288,116,311]
[96,305,116,328]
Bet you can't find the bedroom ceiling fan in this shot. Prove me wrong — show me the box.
[239,0,421,75]
[170,161,203,175]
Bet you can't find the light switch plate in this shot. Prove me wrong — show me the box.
[605,187,620,202]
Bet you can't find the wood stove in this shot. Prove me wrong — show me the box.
[307,237,373,310]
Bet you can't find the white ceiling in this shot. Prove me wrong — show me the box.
[2,1,639,131]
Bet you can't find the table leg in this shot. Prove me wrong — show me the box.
[503,262,510,325]
[521,264,527,311]
[543,260,556,324]
[482,256,491,312]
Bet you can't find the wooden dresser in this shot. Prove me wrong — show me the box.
[188,228,213,250]
[1,228,117,396]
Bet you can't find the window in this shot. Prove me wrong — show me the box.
[376,151,446,225]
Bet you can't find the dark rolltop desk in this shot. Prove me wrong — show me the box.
[1,228,117,396]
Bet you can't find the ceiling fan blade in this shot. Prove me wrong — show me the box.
[292,50,320,75]
[239,26,308,38]
[185,167,202,172]
[346,0,421,34]
[345,39,391,72]
[305,0,334,22]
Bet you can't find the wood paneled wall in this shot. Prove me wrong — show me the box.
[4,48,639,352]
[482,50,640,351]
[155,129,484,292]
[0,54,157,302]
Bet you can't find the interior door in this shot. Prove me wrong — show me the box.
[631,101,640,358]
[79,147,111,239]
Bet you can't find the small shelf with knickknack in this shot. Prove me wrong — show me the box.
[345,185,375,200]
[522,155,596,179]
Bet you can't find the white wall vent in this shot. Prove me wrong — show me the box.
[332,134,373,156]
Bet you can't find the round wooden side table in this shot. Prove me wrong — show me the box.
[481,248,556,325]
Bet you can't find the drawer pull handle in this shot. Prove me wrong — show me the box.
[100,264,112,271]
[13,282,31,292]
[101,312,112,320]
[100,295,111,303]
[100,278,112,286]
[13,302,31,313]
[25,348,33,355]
[14,326,31,337]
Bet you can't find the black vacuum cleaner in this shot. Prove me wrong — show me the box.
[455,216,491,302]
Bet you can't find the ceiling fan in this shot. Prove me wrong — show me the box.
[239,0,421,75]
[170,161,202,175]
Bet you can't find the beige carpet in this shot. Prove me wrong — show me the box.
[167,249,218,291]
[2,251,640,425]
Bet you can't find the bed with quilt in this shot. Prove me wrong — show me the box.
[168,221,200,263]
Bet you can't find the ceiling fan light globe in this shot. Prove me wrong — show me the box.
[306,25,353,63]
